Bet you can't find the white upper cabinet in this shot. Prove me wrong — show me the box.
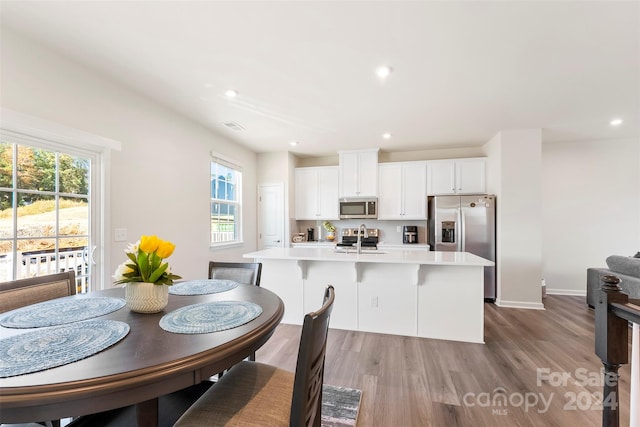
[294,166,339,220]
[427,158,486,195]
[378,161,427,219]
[339,149,379,197]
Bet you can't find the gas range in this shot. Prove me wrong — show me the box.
[336,228,379,249]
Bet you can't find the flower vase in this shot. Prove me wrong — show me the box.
[125,282,169,313]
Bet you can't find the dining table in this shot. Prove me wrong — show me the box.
[0,282,284,427]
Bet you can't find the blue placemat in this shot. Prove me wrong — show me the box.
[169,279,239,296]
[0,296,126,329]
[159,301,263,334]
[0,319,130,378]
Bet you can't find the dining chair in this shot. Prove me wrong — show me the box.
[0,271,76,427]
[208,261,262,369]
[174,285,335,427]
[208,261,262,286]
[0,270,76,314]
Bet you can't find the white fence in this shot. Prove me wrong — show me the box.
[211,231,235,243]
[0,246,89,292]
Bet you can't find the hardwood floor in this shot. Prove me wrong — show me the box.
[256,295,633,427]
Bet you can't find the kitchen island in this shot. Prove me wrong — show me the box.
[243,247,494,343]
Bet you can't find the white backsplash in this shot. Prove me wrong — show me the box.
[293,219,428,245]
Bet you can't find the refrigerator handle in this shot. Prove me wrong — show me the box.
[460,207,466,252]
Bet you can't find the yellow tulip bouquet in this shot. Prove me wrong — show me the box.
[113,235,182,286]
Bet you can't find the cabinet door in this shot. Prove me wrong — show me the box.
[377,164,403,219]
[317,167,339,219]
[456,159,486,194]
[402,162,427,219]
[357,150,379,197]
[294,168,318,219]
[339,152,360,197]
[427,160,456,195]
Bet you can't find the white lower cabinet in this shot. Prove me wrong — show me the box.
[357,263,417,336]
[258,259,304,325]
[303,262,358,331]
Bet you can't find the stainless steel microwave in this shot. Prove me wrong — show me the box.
[339,197,377,219]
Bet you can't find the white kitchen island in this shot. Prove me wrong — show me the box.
[243,247,494,344]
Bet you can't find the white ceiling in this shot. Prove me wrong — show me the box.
[1,1,638,157]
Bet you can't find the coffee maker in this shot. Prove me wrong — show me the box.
[306,227,315,242]
[403,226,418,244]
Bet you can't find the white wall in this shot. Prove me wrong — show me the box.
[484,129,544,309]
[541,138,640,295]
[1,28,258,288]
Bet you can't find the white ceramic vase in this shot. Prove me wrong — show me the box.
[125,282,169,313]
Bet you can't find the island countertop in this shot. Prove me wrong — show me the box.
[243,247,494,267]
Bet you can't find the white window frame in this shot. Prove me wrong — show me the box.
[210,153,242,248]
[1,108,121,290]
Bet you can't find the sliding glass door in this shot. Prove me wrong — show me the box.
[0,137,101,292]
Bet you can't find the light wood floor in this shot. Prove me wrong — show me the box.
[256,295,632,427]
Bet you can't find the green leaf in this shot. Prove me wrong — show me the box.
[126,252,137,264]
[148,262,168,283]
[150,252,162,271]
[137,251,150,281]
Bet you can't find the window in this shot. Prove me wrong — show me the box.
[210,158,241,246]
[0,140,94,292]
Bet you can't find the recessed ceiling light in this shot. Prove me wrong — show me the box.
[376,65,393,79]
[224,89,238,98]
[610,118,623,126]
[382,132,392,139]
[289,141,299,147]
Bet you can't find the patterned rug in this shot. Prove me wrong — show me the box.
[322,384,362,426]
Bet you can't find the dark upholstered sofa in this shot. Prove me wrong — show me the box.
[586,254,640,308]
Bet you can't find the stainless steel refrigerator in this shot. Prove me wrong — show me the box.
[428,195,496,300]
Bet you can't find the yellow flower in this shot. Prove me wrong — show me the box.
[113,234,181,286]
[139,235,160,253]
[156,240,176,258]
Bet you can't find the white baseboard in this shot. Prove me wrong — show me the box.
[546,288,586,297]
[495,299,545,310]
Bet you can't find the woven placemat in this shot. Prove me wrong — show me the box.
[169,279,239,296]
[0,296,126,329]
[159,301,262,334]
[0,319,130,378]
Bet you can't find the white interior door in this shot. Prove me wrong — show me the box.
[258,183,285,249]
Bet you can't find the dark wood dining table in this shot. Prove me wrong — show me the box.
[0,284,284,427]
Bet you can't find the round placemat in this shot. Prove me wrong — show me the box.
[0,296,126,329]
[159,301,262,334]
[169,279,239,296]
[0,319,130,378]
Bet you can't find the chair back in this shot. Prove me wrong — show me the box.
[290,285,335,427]
[208,261,262,286]
[0,271,77,313]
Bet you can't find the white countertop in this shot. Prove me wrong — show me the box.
[244,247,494,266]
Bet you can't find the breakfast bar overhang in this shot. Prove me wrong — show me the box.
[243,248,494,344]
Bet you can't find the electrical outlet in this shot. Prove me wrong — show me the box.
[114,228,127,242]
[371,296,378,308]
[396,225,401,232]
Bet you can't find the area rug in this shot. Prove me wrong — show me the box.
[322,384,362,427]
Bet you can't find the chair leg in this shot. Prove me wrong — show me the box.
[249,352,256,362]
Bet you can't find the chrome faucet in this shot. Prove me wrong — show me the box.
[356,224,368,254]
